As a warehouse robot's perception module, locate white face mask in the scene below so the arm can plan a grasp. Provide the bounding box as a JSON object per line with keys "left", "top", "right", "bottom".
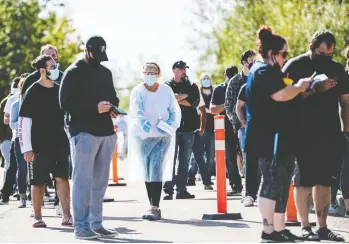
{"left": 143, "top": 74, "right": 158, "bottom": 86}
{"left": 47, "top": 68, "right": 59, "bottom": 81}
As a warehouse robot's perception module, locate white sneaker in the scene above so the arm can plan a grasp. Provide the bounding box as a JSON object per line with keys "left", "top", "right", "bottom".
{"left": 328, "top": 202, "right": 339, "bottom": 215}
{"left": 195, "top": 173, "right": 202, "bottom": 181}
{"left": 243, "top": 196, "right": 254, "bottom": 207}
{"left": 56, "top": 204, "right": 62, "bottom": 216}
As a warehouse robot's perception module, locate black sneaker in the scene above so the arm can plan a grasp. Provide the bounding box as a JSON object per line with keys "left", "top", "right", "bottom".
{"left": 204, "top": 185, "right": 214, "bottom": 190}
{"left": 227, "top": 186, "right": 242, "bottom": 196}
{"left": 345, "top": 210, "right": 349, "bottom": 218}
{"left": 163, "top": 194, "right": 173, "bottom": 200}
{"left": 301, "top": 226, "right": 320, "bottom": 241}
{"left": 176, "top": 191, "right": 195, "bottom": 199}
{"left": 187, "top": 179, "right": 196, "bottom": 186}
{"left": 317, "top": 227, "right": 345, "bottom": 242}
{"left": 261, "top": 231, "right": 294, "bottom": 243}
{"left": 280, "top": 229, "right": 304, "bottom": 242}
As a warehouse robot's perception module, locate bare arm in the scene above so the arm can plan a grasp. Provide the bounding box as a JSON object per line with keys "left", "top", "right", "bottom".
{"left": 175, "top": 94, "right": 188, "bottom": 101}
{"left": 198, "top": 106, "right": 207, "bottom": 136}
{"left": 340, "top": 94, "right": 349, "bottom": 132}
{"left": 236, "top": 100, "right": 246, "bottom": 128}
{"left": 210, "top": 104, "right": 225, "bottom": 115}
{"left": 271, "top": 78, "right": 311, "bottom": 102}
{"left": 178, "top": 99, "right": 192, "bottom": 107}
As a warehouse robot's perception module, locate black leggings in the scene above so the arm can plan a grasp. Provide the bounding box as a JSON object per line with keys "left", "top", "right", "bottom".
{"left": 258, "top": 154, "right": 295, "bottom": 213}
{"left": 145, "top": 182, "right": 162, "bottom": 207}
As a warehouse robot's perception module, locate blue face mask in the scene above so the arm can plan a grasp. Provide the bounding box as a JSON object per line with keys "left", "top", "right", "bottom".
{"left": 143, "top": 75, "right": 158, "bottom": 86}
{"left": 202, "top": 79, "right": 211, "bottom": 88}
{"left": 47, "top": 68, "right": 59, "bottom": 81}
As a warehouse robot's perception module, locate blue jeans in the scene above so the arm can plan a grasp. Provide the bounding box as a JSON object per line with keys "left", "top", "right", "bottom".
{"left": 70, "top": 132, "right": 117, "bottom": 232}
{"left": 1, "top": 140, "right": 11, "bottom": 185}
{"left": 14, "top": 138, "right": 27, "bottom": 195}
{"left": 163, "top": 131, "right": 195, "bottom": 194}
{"left": 188, "top": 131, "right": 214, "bottom": 185}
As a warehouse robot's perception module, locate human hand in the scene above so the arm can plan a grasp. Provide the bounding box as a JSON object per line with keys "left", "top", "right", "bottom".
{"left": 314, "top": 79, "right": 336, "bottom": 93}
{"left": 295, "top": 78, "right": 312, "bottom": 92}
{"left": 110, "top": 111, "right": 118, "bottom": 118}
{"left": 98, "top": 101, "right": 111, "bottom": 114}
{"left": 199, "top": 127, "right": 205, "bottom": 136}
{"left": 142, "top": 120, "right": 151, "bottom": 133}
{"left": 24, "top": 151, "right": 35, "bottom": 163}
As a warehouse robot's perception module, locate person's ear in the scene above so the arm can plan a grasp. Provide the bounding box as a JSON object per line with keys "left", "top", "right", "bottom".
{"left": 309, "top": 43, "right": 314, "bottom": 51}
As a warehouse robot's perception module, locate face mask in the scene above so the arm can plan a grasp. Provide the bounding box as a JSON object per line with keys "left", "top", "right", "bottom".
{"left": 180, "top": 74, "right": 188, "bottom": 82}
{"left": 46, "top": 68, "right": 59, "bottom": 81}
{"left": 202, "top": 79, "right": 211, "bottom": 88}
{"left": 143, "top": 75, "right": 158, "bottom": 86}
{"left": 202, "top": 88, "right": 211, "bottom": 95}
{"left": 247, "top": 62, "right": 254, "bottom": 70}
{"left": 314, "top": 53, "right": 332, "bottom": 64}
{"left": 272, "top": 55, "right": 281, "bottom": 70}
{"left": 87, "top": 52, "right": 101, "bottom": 66}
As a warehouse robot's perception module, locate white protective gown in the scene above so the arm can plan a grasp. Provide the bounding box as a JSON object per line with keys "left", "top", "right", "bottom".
{"left": 127, "top": 83, "right": 181, "bottom": 182}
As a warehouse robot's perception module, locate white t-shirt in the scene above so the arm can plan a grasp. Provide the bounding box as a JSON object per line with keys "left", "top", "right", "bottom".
{"left": 4, "top": 94, "right": 18, "bottom": 115}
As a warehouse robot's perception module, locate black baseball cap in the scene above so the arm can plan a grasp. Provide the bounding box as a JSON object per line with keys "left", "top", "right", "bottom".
{"left": 86, "top": 35, "right": 108, "bottom": 61}
{"left": 172, "top": 60, "right": 189, "bottom": 69}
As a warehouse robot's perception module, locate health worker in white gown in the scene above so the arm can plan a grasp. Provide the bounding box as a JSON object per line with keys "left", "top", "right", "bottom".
{"left": 128, "top": 62, "right": 181, "bottom": 221}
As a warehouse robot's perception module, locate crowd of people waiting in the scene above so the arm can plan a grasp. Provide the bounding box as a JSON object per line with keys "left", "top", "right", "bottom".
{"left": 0, "top": 26, "right": 349, "bottom": 242}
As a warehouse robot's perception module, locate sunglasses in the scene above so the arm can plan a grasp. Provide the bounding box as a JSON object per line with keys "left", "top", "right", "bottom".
{"left": 278, "top": 51, "right": 289, "bottom": 58}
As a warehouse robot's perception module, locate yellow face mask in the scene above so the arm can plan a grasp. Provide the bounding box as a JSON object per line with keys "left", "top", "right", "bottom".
{"left": 283, "top": 77, "right": 293, "bottom": 85}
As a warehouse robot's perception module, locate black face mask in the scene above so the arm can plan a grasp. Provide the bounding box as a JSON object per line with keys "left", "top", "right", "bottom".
{"left": 314, "top": 53, "right": 332, "bottom": 65}
{"left": 180, "top": 74, "right": 188, "bottom": 82}
{"left": 87, "top": 52, "right": 101, "bottom": 66}
{"left": 272, "top": 55, "right": 281, "bottom": 70}
{"left": 247, "top": 62, "right": 254, "bottom": 70}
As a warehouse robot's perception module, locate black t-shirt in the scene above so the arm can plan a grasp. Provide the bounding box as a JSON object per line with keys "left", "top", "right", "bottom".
{"left": 21, "top": 70, "right": 64, "bottom": 96}
{"left": 245, "top": 61, "right": 296, "bottom": 158}
{"left": 165, "top": 78, "right": 200, "bottom": 132}
{"left": 211, "top": 82, "right": 234, "bottom": 135}
{"left": 282, "top": 52, "right": 349, "bottom": 144}
{"left": 19, "top": 82, "right": 69, "bottom": 153}
{"left": 238, "top": 83, "right": 247, "bottom": 102}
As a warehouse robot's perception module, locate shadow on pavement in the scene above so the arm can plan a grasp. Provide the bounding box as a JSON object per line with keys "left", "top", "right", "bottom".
{"left": 114, "top": 227, "right": 141, "bottom": 235}
{"left": 103, "top": 216, "right": 143, "bottom": 222}
{"left": 89, "top": 237, "right": 172, "bottom": 243}
{"left": 159, "top": 218, "right": 250, "bottom": 228}
{"left": 104, "top": 200, "right": 139, "bottom": 203}
{"left": 46, "top": 226, "right": 74, "bottom": 233}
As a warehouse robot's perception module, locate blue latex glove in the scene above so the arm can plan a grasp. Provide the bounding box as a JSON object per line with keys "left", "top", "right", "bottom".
{"left": 142, "top": 120, "right": 151, "bottom": 133}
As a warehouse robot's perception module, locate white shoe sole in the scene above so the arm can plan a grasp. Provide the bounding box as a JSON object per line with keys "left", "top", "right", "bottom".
{"left": 99, "top": 233, "right": 118, "bottom": 238}
{"left": 75, "top": 235, "right": 100, "bottom": 240}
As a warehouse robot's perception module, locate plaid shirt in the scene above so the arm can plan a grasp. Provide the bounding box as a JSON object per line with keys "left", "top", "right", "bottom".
{"left": 225, "top": 71, "right": 245, "bottom": 133}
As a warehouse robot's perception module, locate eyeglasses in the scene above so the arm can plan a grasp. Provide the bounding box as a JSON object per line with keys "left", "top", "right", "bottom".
{"left": 278, "top": 51, "right": 289, "bottom": 58}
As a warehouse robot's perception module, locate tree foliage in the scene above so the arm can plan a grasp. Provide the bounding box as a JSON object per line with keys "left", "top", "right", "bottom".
{"left": 0, "top": 0, "right": 81, "bottom": 98}
{"left": 191, "top": 0, "right": 349, "bottom": 83}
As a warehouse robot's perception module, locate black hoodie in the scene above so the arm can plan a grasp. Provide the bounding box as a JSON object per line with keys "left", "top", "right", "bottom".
{"left": 59, "top": 59, "right": 119, "bottom": 137}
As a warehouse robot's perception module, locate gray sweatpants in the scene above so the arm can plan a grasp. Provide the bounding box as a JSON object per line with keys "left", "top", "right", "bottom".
{"left": 70, "top": 132, "right": 117, "bottom": 232}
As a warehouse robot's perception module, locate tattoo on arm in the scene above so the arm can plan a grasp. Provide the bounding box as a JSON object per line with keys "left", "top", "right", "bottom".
{"left": 263, "top": 218, "right": 273, "bottom": 227}
{"left": 316, "top": 211, "right": 322, "bottom": 217}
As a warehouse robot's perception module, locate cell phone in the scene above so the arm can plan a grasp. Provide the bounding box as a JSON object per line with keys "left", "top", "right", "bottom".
{"left": 110, "top": 105, "right": 127, "bottom": 115}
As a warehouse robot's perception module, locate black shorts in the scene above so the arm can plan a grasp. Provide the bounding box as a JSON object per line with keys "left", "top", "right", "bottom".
{"left": 294, "top": 135, "right": 346, "bottom": 187}
{"left": 29, "top": 151, "right": 69, "bottom": 185}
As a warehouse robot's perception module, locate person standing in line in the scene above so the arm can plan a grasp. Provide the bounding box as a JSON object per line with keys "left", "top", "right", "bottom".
{"left": 1, "top": 77, "right": 21, "bottom": 204}
{"left": 210, "top": 65, "right": 242, "bottom": 196}
{"left": 21, "top": 44, "right": 64, "bottom": 96}
{"left": 245, "top": 26, "right": 311, "bottom": 242}
{"left": 163, "top": 61, "right": 200, "bottom": 200}
{"left": 225, "top": 50, "right": 259, "bottom": 206}
{"left": 341, "top": 46, "right": 349, "bottom": 218}
{"left": 283, "top": 30, "right": 349, "bottom": 242}
{"left": 9, "top": 76, "right": 28, "bottom": 208}
{"left": 128, "top": 62, "right": 181, "bottom": 220}
{"left": 0, "top": 94, "right": 12, "bottom": 191}
{"left": 19, "top": 55, "right": 72, "bottom": 228}
{"left": 187, "top": 73, "right": 213, "bottom": 189}
{"left": 59, "top": 36, "right": 119, "bottom": 240}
